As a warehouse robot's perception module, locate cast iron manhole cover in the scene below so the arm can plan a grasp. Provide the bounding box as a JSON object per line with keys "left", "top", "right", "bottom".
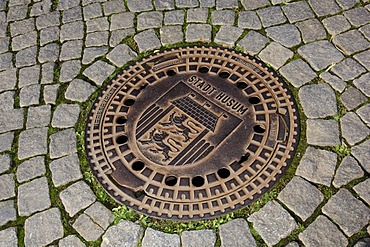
{"left": 86, "top": 46, "right": 300, "bottom": 221}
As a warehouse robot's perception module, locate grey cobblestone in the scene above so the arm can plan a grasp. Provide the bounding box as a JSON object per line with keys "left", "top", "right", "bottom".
{"left": 181, "top": 230, "right": 217, "bottom": 247}
{"left": 279, "top": 59, "right": 316, "bottom": 88}
{"left": 215, "top": 26, "right": 243, "bottom": 47}
{"left": 85, "top": 202, "right": 114, "bottom": 230}
{"left": 0, "top": 91, "right": 14, "bottom": 112}
{"left": 322, "top": 189, "right": 370, "bottom": 236}
{"left": 164, "top": 10, "right": 184, "bottom": 25}
{"left": 336, "top": 0, "right": 359, "bottom": 10}
{"left": 0, "top": 154, "right": 11, "bottom": 174}
{"left": 266, "top": 24, "right": 301, "bottom": 48}
{"left": 319, "top": 72, "right": 346, "bottom": 93}
{"left": 58, "top": 0, "right": 80, "bottom": 10}
{"left": 103, "top": 0, "right": 125, "bottom": 15}
{"left": 60, "top": 60, "right": 81, "bottom": 82}
{"left": 60, "top": 40, "right": 83, "bottom": 61}
{"left": 0, "top": 174, "right": 15, "bottom": 201}
{"left": 160, "top": 25, "right": 183, "bottom": 45}
{"left": 59, "top": 235, "right": 85, "bottom": 247}
{"left": 12, "top": 31, "right": 38, "bottom": 52}
{"left": 62, "top": 6, "right": 83, "bottom": 23}
{"left": 306, "top": 119, "right": 340, "bottom": 146}
{"left": 219, "top": 219, "right": 256, "bottom": 247}
{"left": 340, "top": 87, "right": 367, "bottom": 111}
{"left": 258, "top": 42, "right": 293, "bottom": 69}
{"left": 322, "top": 15, "right": 351, "bottom": 36}
{"left": 19, "top": 65, "right": 40, "bottom": 88}
{"left": 299, "top": 215, "right": 348, "bottom": 247}
{"left": 331, "top": 58, "right": 366, "bottom": 81}
{"left": 282, "top": 1, "right": 314, "bottom": 23}
{"left": 0, "top": 109, "right": 24, "bottom": 134}
{"left": 257, "top": 6, "right": 286, "bottom": 28}
{"left": 241, "top": 0, "right": 269, "bottom": 10}
{"left": 7, "top": 5, "right": 28, "bottom": 22}
{"left": 83, "top": 60, "right": 115, "bottom": 85}
{"left": 344, "top": 7, "right": 370, "bottom": 27}
{"left": 0, "top": 37, "right": 9, "bottom": 54}
{"left": 83, "top": 3, "right": 103, "bottom": 20}
{"left": 49, "top": 128, "right": 77, "bottom": 159}
{"left": 187, "top": 8, "right": 208, "bottom": 23}
{"left": 110, "top": 28, "right": 135, "bottom": 47}
{"left": 137, "top": 11, "right": 163, "bottom": 31}
{"left": 15, "top": 46, "right": 38, "bottom": 68}
{"left": 101, "top": 220, "right": 144, "bottom": 247}
{"left": 216, "top": 0, "right": 237, "bottom": 9}
{"left": 0, "top": 200, "right": 16, "bottom": 226}
{"left": 308, "top": 0, "right": 340, "bottom": 17}
{"left": 238, "top": 11, "right": 262, "bottom": 30}
{"left": 186, "top": 24, "right": 212, "bottom": 43}
{"left": 82, "top": 46, "right": 108, "bottom": 64}
{"left": 296, "top": 147, "right": 337, "bottom": 186}
{"left": 127, "top": 0, "right": 153, "bottom": 12}
{"left": 142, "top": 228, "right": 181, "bottom": 247}
{"left": 333, "top": 30, "right": 370, "bottom": 55}
{"left": 0, "top": 69, "right": 17, "bottom": 92}
{"left": 360, "top": 24, "right": 370, "bottom": 40}
{"left": 10, "top": 19, "right": 34, "bottom": 37}
{"left": 155, "top": 0, "right": 175, "bottom": 10}
{"left": 352, "top": 139, "right": 370, "bottom": 173}
{"left": 40, "top": 27, "right": 60, "bottom": 46}
{"left": 134, "top": 29, "right": 161, "bottom": 53}
{"left": 341, "top": 112, "right": 370, "bottom": 146}
{"left": 0, "top": 228, "right": 18, "bottom": 247}
{"left": 278, "top": 176, "right": 324, "bottom": 221}
{"left": 237, "top": 31, "right": 269, "bottom": 55}
{"left": 27, "top": 105, "right": 51, "bottom": 128}
{"left": 176, "top": 0, "right": 198, "bottom": 8}
{"left": 36, "top": 11, "right": 60, "bottom": 30}
{"left": 333, "top": 156, "right": 364, "bottom": 188}
{"left": 357, "top": 104, "right": 370, "bottom": 126}
{"left": 353, "top": 179, "right": 370, "bottom": 205}
{"left": 298, "top": 40, "right": 344, "bottom": 71}
{"left": 50, "top": 154, "right": 82, "bottom": 187}
{"left": 85, "top": 31, "right": 109, "bottom": 47}
{"left": 248, "top": 201, "right": 297, "bottom": 246}
{"left": 0, "top": 53, "right": 13, "bottom": 71}
{"left": 354, "top": 73, "right": 370, "bottom": 97}
{"left": 87, "top": 17, "right": 109, "bottom": 33}
{"left": 43, "top": 84, "right": 59, "bottom": 105}
{"left": 30, "top": 0, "right": 52, "bottom": 17}
{"left": 24, "top": 208, "right": 64, "bottom": 247}
{"left": 61, "top": 21, "right": 85, "bottom": 41}
{"left": 295, "top": 19, "right": 327, "bottom": 44}
{"left": 65, "top": 79, "right": 97, "bottom": 102}
{"left": 17, "top": 176, "right": 51, "bottom": 216}
{"left": 0, "top": 132, "right": 14, "bottom": 153}
{"left": 110, "top": 12, "right": 135, "bottom": 31}
{"left": 39, "top": 43, "right": 60, "bottom": 63}
{"left": 60, "top": 181, "right": 95, "bottom": 217}
{"left": 212, "top": 10, "right": 235, "bottom": 26}
{"left": 16, "top": 156, "right": 46, "bottom": 183}
{"left": 73, "top": 214, "right": 104, "bottom": 241}
{"left": 18, "top": 127, "right": 48, "bottom": 160}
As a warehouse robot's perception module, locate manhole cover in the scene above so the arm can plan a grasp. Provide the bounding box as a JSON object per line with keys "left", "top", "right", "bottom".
{"left": 85, "top": 46, "right": 300, "bottom": 221}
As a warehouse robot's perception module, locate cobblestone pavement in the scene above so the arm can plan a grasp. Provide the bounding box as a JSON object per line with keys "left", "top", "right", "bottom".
{"left": 0, "top": 0, "right": 369, "bottom": 246}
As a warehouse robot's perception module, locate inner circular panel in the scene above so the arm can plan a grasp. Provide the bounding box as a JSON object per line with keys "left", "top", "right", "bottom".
{"left": 85, "top": 46, "right": 300, "bottom": 221}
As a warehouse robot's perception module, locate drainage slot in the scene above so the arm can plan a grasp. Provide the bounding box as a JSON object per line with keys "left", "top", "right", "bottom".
{"left": 192, "top": 176, "right": 205, "bottom": 187}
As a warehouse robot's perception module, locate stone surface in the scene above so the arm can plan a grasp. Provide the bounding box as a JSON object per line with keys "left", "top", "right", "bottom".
{"left": 44, "top": 84, "right": 59, "bottom": 105}
{"left": 160, "top": 25, "right": 183, "bottom": 45}
{"left": 0, "top": 69, "right": 17, "bottom": 92}
{"left": 26, "top": 105, "right": 51, "bottom": 128}
{"left": 127, "top": 0, "right": 153, "bottom": 12}
{"left": 24, "top": 208, "right": 64, "bottom": 247}
{"left": 333, "top": 156, "right": 364, "bottom": 188}
{"left": 278, "top": 176, "right": 324, "bottom": 221}
{"left": 354, "top": 49, "right": 370, "bottom": 69}
{"left": 49, "top": 128, "right": 77, "bottom": 159}
{"left": 257, "top": 6, "right": 286, "bottom": 28}
{"left": 83, "top": 3, "right": 102, "bottom": 20}
{"left": 176, "top": 0, "right": 198, "bottom": 8}
{"left": 214, "top": 26, "right": 243, "bottom": 47}
{"left": 296, "top": 147, "right": 337, "bottom": 186}
{"left": 137, "top": 11, "right": 163, "bottom": 30}
{"left": 101, "top": 220, "right": 144, "bottom": 247}
{"left": 134, "top": 29, "right": 161, "bottom": 53}
{"left": 60, "top": 181, "right": 95, "bottom": 217}
{"left": 41, "top": 62, "right": 55, "bottom": 84}
{"left": 106, "top": 44, "right": 137, "bottom": 67}
{"left": 240, "top": 0, "right": 269, "bottom": 10}
{"left": 52, "top": 104, "right": 80, "bottom": 128}
{"left": 354, "top": 73, "right": 370, "bottom": 97}
{"left": 87, "top": 17, "right": 109, "bottom": 33}
{"left": 322, "top": 189, "right": 370, "bottom": 236}
{"left": 298, "top": 40, "right": 344, "bottom": 71}
{"left": 237, "top": 31, "right": 269, "bottom": 55}
{"left": 16, "top": 156, "right": 46, "bottom": 183}
{"left": 60, "top": 40, "right": 83, "bottom": 61}
{"left": 110, "top": 12, "right": 135, "bottom": 31}
{"left": 73, "top": 214, "right": 104, "bottom": 241}
{"left": 333, "top": 30, "right": 370, "bottom": 55}
{"left": 18, "top": 127, "right": 48, "bottom": 160}
{"left": 60, "top": 21, "right": 84, "bottom": 41}
{"left": 19, "top": 65, "right": 40, "bottom": 88}
{"left": 20, "top": 84, "right": 40, "bottom": 107}
{"left": 186, "top": 24, "right": 212, "bottom": 43}
{"left": 331, "top": 58, "right": 366, "bottom": 81}
{"left": 279, "top": 59, "right": 316, "bottom": 88}
{"left": 266, "top": 24, "right": 301, "bottom": 48}
{"left": 308, "top": 0, "right": 340, "bottom": 16}
{"left": 0, "top": 174, "right": 15, "bottom": 201}
{"left": 59, "top": 235, "right": 85, "bottom": 247}
{"left": 12, "top": 31, "right": 37, "bottom": 52}
{"left": 82, "top": 46, "right": 108, "bottom": 64}
{"left": 344, "top": 7, "right": 370, "bottom": 27}
{"left": 0, "top": 200, "right": 16, "bottom": 226}
{"left": 50, "top": 154, "right": 82, "bottom": 187}
{"left": 83, "top": 60, "right": 116, "bottom": 85}
{"left": 109, "top": 29, "right": 135, "bottom": 47}
{"left": 103, "top": 0, "right": 125, "bottom": 15}
{"left": 0, "top": 91, "right": 14, "bottom": 111}
{"left": 63, "top": 6, "right": 82, "bottom": 23}
{"left": 319, "top": 72, "right": 346, "bottom": 93}
{"left": 85, "top": 31, "right": 109, "bottom": 47}
{"left": 248, "top": 201, "right": 297, "bottom": 246}
{"left": 0, "top": 132, "right": 14, "bottom": 153}
{"left": 352, "top": 139, "right": 370, "bottom": 173}
{"left": 85, "top": 202, "right": 114, "bottom": 230}
{"left": 0, "top": 109, "right": 24, "bottom": 134}
{"left": 181, "top": 230, "right": 217, "bottom": 247}
{"left": 282, "top": 1, "right": 314, "bottom": 23}
{"left": 219, "top": 218, "right": 256, "bottom": 247}
{"left": 141, "top": 228, "right": 181, "bottom": 247}
{"left": 259, "top": 42, "right": 293, "bottom": 69}
{"left": 238, "top": 11, "right": 262, "bottom": 30}
{"left": 212, "top": 10, "right": 235, "bottom": 26}
{"left": 299, "top": 215, "right": 348, "bottom": 247}
{"left": 299, "top": 83, "right": 337, "bottom": 118}
{"left": 187, "top": 8, "right": 208, "bottom": 23}
{"left": 341, "top": 112, "right": 369, "bottom": 146}
{"left": 164, "top": 10, "right": 184, "bottom": 25}
{"left": 17, "top": 177, "right": 51, "bottom": 216}
{"left": 357, "top": 104, "right": 370, "bottom": 126}
{"left": 353, "top": 179, "right": 370, "bottom": 205}
{"left": 0, "top": 228, "right": 18, "bottom": 247}
{"left": 306, "top": 119, "right": 340, "bottom": 146}
{"left": 65, "top": 79, "right": 97, "bottom": 102}
{"left": 322, "top": 15, "right": 351, "bottom": 36}
{"left": 0, "top": 154, "right": 11, "bottom": 174}
{"left": 340, "top": 87, "right": 367, "bottom": 111}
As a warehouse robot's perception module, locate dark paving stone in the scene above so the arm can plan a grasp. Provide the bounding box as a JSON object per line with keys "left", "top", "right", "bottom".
{"left": 340, "top": 87, "right": 367, "bottom": 111}
{"left": 322, "top": 189, "right": 370, "bottom": 236}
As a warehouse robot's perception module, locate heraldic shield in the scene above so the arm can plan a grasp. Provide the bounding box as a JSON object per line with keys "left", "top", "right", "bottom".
{"left": 136, "top": 81, "right": 242, "bottom": 166}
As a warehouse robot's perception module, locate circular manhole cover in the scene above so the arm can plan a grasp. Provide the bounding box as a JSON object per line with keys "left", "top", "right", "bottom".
{"left": 85, "top": 46, "right": 300, "bottom": 221}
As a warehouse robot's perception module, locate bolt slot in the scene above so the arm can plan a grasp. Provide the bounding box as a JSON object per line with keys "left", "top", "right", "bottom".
{"left": 253, "top": 125, "right": 265, "bottom": 134}
{"left": 219, "top": 71, "right": 230, "bottom": 79}
{"left": 217, "top": 168, "right": 231, "bottom": 179}
{"left": 116, "top": 135, "right": 128, "bottom": 144}
{"left": 238, "top": 153, "right": 250, "bottom": 164}
{"left": 192, "top": 176, "right": 205, "bottom": 187}
{"left": 166, "top": 70, "right": 176, "bottom": 76}
{"left": 132, "top": 161, "right": 145, "bottom": 171}
{"left": 249, "top": 96, "right": 260, "bottom": 104}
{"left": 116, "top": 116, "right": 127, "bottom": 124}
{"left": 165, "top": 176, "right": 178, "bottom": 186}
{"left": 124, "top": 99, "right": 135, "bottom": 106}
{"left": 199, "top": 67, "right": 209, "bottom": 73}
{"left": 236, "top": 81, "right": 248, "bottom": 89}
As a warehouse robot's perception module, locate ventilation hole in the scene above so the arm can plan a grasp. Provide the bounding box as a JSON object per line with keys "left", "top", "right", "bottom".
{"left": 219, "top": 71, "right": 230, "bottom": 79}
{"left": 116, "top": 116, "right": 127, "bottom": 124}
{"left": 217, "top": 168, "right": 231, "bottom": 179}
{"left": 236, "top": 81, "right": 248, "bottom": 89}
{"left": 165, "top": 176, "right": 178, "bottom": 186}
{"left": 238, "top": 153, "right": 250, "bottom": 164}
{"left": 134, "top": 190, "right": 145, "bottom": 198}
{"left": 132, "top": 161, "right": 145, "bottom": 171}
{"left": 116, "top": 135, "right": 128, "bottom": 144}
{"left": 192, "top": 176, "right": 205, "bottom": 187}
{"left": 253, "top": 125, "right": 266, "bottom": 133}
{"left": 124, "top": 99, "right": 135, "bottom": 106}
{"left": 249, "top": 96, "right": 260, "bottom": 104}
{"left": 199, "top": 67, "right": 209, "bottom": 73}
{"left": 166, "top": 69, "right": 176, "bottom": 76}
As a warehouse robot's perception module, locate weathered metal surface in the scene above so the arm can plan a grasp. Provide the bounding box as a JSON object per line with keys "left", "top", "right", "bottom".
{"left": 85, "top": 46, "right": 300, "bottom": 221}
